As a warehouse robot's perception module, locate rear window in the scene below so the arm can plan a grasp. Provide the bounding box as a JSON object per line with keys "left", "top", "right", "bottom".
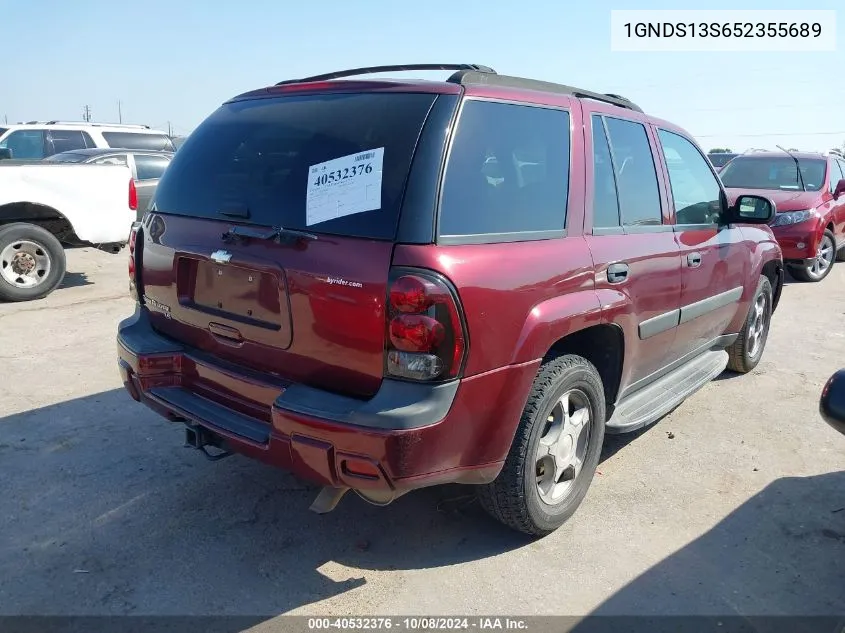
{"left": 44, "top": 152, "right": 89, "bottom": 163}
{"left": 102, "top": 132, "right": 175, "bottom": 152}
{"left": 153, "top": 92, "right": 438, "bottom": 240}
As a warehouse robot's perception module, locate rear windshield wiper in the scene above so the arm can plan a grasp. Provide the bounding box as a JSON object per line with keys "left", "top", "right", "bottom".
{"left": 222, "top": 225, "right": 318, "bottom": 244}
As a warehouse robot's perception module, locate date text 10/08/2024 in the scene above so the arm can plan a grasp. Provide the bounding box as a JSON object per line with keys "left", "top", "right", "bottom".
{"left": 623, "top": 22, "right": 822, "bottom": 38}
{"left": 307, "top": 617, "right": 529, "bottom": 630}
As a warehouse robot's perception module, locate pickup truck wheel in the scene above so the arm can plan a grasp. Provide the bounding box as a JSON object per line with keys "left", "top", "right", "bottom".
{"left": 0, "top": 223, "right": 66, "bottom": 302}
{"left": 788, "top": 230, "right": 835, "bottom": 282}
{"left": 477, "top": 354, "right": 605, "bottom": 537}
{"left": 726, "top": 276, "right": 772, "bottom": 374}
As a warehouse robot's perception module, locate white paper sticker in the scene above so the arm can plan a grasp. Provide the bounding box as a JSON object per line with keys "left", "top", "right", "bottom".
{"left": 305, "top": 147, "right": 384, "bottom": 226}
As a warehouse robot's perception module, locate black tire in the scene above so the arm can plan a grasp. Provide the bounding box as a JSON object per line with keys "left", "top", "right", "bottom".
{"left": 477, "top": 354, "right": 606, "bottom": 537}
{"left": 0, "top": 223, "right": 66, "bottom": 302}
{"left": 726, "top": 275, "right": 772, "bottom": 374}
{"left": 788, "top": 229, "right": 836, "bottom": 282}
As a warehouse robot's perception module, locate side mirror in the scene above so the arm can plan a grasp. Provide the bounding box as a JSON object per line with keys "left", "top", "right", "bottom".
{"left": 820, "top": 369, "right": 845, "bottom": 436}
{"left": 833, "top": 179, "right": 845, "bottom": 200}
{"left": 726, "top": 194, "right": 776, "bottom": 225}
{"left": 0, "top": 148, "right": 12, "bottom": 160}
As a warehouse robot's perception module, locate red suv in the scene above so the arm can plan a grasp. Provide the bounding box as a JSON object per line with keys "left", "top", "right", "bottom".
{"left": 117, "top": 64, "right": 783, "bottom": 536}
{"left": 720, "top": 150, "right": 845, "bottom": 282}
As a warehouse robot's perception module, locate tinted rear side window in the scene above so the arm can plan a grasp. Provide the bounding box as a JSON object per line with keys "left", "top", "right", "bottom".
{"left": 603, "top": 117, "right": 662, "bottom": 227}
{"left": 154, "top": 92, "right": 438, "bottom": 240}
{"left": 591, "top": 115, "right": 621, "bottom": 228}
{"left": 134, "top": 154, "right": 171, "bottom": 180}
{"left": 102, "top": 132, "right": 175, "bottom": 151}
{"left": 438, "top": 100, "right": 570, "bottom": 241}
{"left": 49, "top": 130, "right": 89, "bottom": 154}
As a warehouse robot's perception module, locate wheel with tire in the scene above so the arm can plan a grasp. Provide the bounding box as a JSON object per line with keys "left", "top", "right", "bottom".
{"left": 0, "top": 223, "right": 66, "bottom": 302}
{"left": 788, "top": 230, "right": 836, "bottom": 282}
{"left": 477, "top": 354, "right": 606, "bottom": 537}
{"left": 726, "top": 275, "right": 772, "bottom": 374}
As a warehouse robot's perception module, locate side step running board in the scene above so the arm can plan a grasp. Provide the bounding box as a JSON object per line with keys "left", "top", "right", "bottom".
{"left": 606, "top": 349, "right": 729, "bottom": 434}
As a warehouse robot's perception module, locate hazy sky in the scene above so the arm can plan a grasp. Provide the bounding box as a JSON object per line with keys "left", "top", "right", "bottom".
{"left": 3, "top": 0, "right": 843, "bottom": 152}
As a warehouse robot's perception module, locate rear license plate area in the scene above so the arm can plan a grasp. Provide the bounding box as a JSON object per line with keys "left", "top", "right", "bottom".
{"left": 185, "top": 259, "right": 282, "bottom": 327}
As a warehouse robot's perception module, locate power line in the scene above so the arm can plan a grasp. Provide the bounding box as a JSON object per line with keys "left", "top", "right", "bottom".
{"left": 696, "top": 130, "right": 845, "bottom": 138}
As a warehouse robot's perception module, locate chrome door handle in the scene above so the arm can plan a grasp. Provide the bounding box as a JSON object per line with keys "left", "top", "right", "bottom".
{"left": 607, "top": 263, "right": 629, "bottom": 283}
{"left": 687, "top": 252, "right": 702, "bottom": 268}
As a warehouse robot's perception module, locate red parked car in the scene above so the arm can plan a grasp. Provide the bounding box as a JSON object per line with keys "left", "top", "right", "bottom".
{"left": 117, "top": 63, "right": 783, "bottom": 536}
{"left": 720, "top": 150, "right": 845, "bottom": 282}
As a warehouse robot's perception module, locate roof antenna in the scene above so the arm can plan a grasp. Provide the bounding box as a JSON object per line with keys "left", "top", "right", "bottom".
{"left": 777, "top": 144, "right": 806, "bottom": 192}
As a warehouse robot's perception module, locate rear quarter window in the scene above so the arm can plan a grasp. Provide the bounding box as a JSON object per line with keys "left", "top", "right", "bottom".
{"left": 102, "top": 132, "right": 175, "bottom": 151}
{"left": 153, "top": 92, "right": 438, "bottom": 240}
{"left": 437, "top": 99, "right": 571, "bottom": 243}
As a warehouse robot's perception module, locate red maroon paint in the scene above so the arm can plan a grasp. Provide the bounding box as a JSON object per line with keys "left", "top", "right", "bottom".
{"left": 117, "top": 70, "right": 784, "bottom": 506}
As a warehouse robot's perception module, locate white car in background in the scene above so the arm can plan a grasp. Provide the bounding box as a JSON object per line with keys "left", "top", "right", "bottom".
{"left": 0, "top": 161, "right": 138, "bottom": 302}
{"left": 0, "top": 121, "right": 173, "bottom": 161}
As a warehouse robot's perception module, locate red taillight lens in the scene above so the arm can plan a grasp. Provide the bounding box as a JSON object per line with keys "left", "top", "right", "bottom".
{"left": 128, "top": 223, "right": 141, "bottom": 301}
{"left": 129, "top": 179, "right": 138, "bottom": 211}
{"left": 384, "top": 268, "right": 467, "bottom": 382}
{"left": 389, "top": 314, "right": 445, "bottom": 352}
{"left": 389, "top": 275, "right": 434, "bottom": 313}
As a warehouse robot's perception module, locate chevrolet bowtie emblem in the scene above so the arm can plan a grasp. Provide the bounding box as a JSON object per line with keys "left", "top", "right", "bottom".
{"left": 210, "top": 250, "right": 232, "bottom": 264}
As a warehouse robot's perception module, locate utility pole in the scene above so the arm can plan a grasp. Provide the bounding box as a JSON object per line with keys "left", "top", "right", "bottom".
{"left": 3, "top": 114, "right": 7, "bottom": 125}
{"left": 82, "top": 105, "right": 92, "bottom": 122}
{"left": 167, "top": 121, "right": 172, "bottom": 136}
{"left": 118, "top": 100, "right": 122, "bottom": 123}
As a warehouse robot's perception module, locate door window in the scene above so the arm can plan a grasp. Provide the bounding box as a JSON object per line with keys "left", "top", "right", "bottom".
{"left": 590, "top": 115, "right": 621, "bottom": 228}
{"left": 0, "top": 130, "right": 46, "bottom": 159}
{"left": 657, "top": 129, "right": 723, "bottom": 225}
{"left": 602, "top": 117, "right": 662, "bottom": 227}
{"left": 49, "top": 130, "right": 89, "bottom": 154}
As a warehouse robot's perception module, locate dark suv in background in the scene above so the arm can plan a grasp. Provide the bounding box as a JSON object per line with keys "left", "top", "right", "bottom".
{"left": 720, "top": 150, "right": 845, "bottom": 282}
{"left": 117, "top": 64, "right": 782, "bottom": 536}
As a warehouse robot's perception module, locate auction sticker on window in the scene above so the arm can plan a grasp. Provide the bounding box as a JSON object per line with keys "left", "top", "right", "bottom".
{"left": 306, "top": 148, "right": 384, "bottom": 226}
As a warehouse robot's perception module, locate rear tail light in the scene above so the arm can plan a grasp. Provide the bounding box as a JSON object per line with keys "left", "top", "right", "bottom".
{"left": 129, "top": 179, "right": 138, "bottom": 211}
{"left": 128, "top": 222, "right": 141, "bottom": 301}
{"left": 384, "top": 268, "right": 467, "bottom": 382}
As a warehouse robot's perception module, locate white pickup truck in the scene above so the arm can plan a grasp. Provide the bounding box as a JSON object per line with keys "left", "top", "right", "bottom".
{"left": 0, "top": 161, "right": 137, "bottom": 301}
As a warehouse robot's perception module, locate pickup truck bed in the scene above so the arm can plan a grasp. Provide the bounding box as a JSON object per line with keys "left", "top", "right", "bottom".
{"left": 0, "top": 162, "right": 136, "bottom": 301}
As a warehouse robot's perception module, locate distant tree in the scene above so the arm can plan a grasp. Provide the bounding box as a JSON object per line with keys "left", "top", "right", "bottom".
{"left": 708, "top": 148, "right": 732, "bottom": 153}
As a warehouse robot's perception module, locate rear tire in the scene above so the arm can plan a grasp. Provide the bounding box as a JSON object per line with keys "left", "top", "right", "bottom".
{"left": 726, "top": 276, "right": 772, "bottom": 374}
{"left": 788, "top": 230, "right": 835, "bottom": 282}
{"left": 477, "top": 354, "right": 605, "bottom": 537}
{"left": 0, "top": 223, "right": 66, "bottom": 302}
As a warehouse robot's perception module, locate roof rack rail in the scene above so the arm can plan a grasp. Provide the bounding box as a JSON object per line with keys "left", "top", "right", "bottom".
{"left": 448, "top": 71, "right": 643, "bottom": 112}
{"left": 273, "top": 63, "right": 642, "bottom": 112}
{"left": 275, "top": 63, "right": 496, "bottom": 86}
{"left": 41, "top": 120, "right": 151, "bottom": 129}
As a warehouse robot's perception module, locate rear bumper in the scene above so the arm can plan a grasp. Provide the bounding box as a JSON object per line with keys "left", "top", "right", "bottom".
{"left": 117, "top": 307, "right": 539, "bottom": 494}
